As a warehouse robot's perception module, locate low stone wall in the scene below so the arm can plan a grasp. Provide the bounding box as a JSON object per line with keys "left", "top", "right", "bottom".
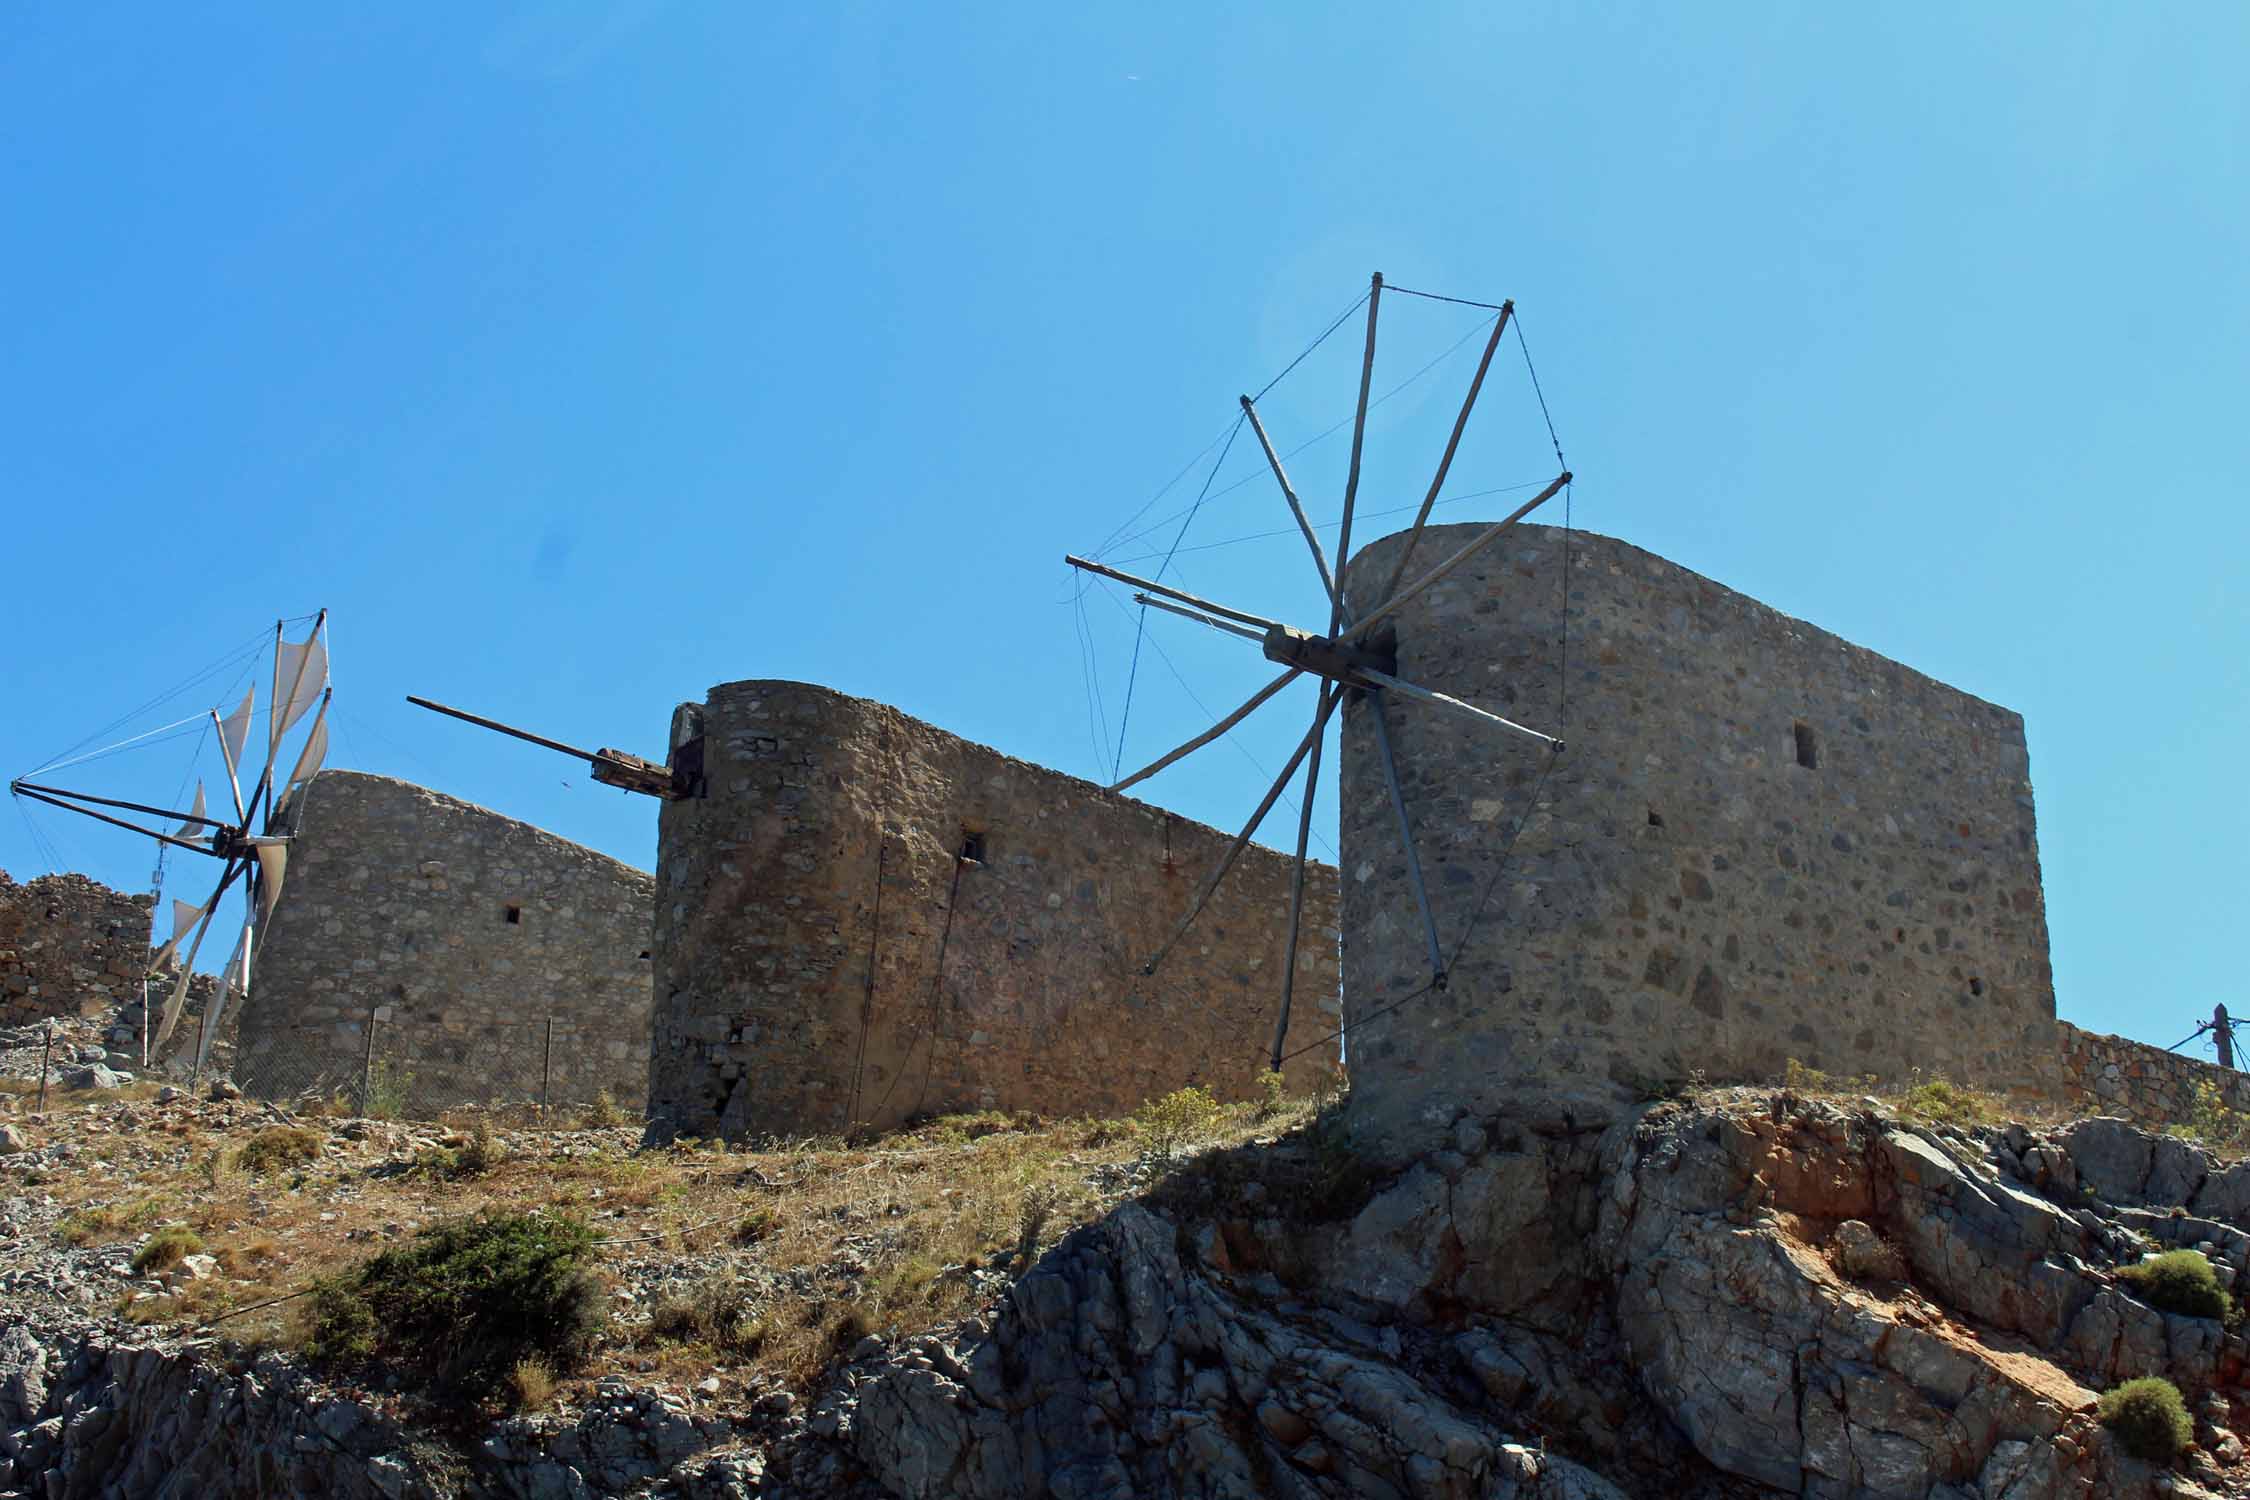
{"left": 2040, "top": 1019, "right": 2250, "bottom": 1129}
{"left": 0, "top": 871, "right": 154, "bottom": 1027}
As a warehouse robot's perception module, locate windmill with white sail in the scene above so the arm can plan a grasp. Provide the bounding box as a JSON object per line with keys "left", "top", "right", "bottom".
{"left": 9, "top": 612, "right": 334, "bottom": 1079}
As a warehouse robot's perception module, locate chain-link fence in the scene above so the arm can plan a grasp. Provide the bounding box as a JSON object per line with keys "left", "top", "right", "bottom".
{"left": 236, "top": 1007, "right": 644, "bottom": 1121}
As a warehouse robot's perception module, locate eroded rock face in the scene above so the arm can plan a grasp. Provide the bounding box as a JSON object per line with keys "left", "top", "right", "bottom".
{"left": 844, "top": 1097, "right": 2250, "bottom": 1500}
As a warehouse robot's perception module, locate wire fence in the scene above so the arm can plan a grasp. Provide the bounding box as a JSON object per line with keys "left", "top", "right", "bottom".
{"left": 234, "top": 1007, "right": 643, "bottom": 1122}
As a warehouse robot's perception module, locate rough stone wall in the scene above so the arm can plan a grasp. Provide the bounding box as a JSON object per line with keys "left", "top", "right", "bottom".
{"left": 239, "top": 771, "right": 655, "bottom": 1114}
{"left": 2039, "top": 1020, "right": 2250, "bottom": 1129}
{"left": 0, "top": 871, "right": 154, "bottom": 1026}
{"left": 1339, "top": 523, "right": 2055, "bottom": 1155}
{"left": 648, "top": 680, "right": 1340, "bottom": 1140}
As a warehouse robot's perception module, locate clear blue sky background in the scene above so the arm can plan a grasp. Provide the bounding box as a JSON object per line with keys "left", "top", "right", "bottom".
{"left": 3, "top": 6, "right": 2243, "bottom": 1058}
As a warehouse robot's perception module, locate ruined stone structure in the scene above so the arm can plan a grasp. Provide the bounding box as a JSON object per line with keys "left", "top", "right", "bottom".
{"left": 1340, "top": 523, "right": 2056, "bottom": 1153}
{"left": 647, "top": 680, "right": 1340, "bottom": 1140}
{"left": 0, "top": 872, "right": 154, "bottom": 1027}
{"left": 238, "top": 772, "right": 655, "bottom": 1113}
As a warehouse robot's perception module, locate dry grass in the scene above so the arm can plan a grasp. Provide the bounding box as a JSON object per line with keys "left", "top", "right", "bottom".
{"left": 9, "top": 1085, "right": 1316, "bottom": 1399}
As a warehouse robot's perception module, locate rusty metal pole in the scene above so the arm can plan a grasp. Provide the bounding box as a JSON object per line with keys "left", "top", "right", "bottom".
{"left": 2218, "top": 1003, "right": 2237, "bottom": 1071}
{"left": 37, "top": 1022, "right": 53, "bottom": 1112}
{"left": 541, "top": 1019, "right": 555, "bottom": 1117}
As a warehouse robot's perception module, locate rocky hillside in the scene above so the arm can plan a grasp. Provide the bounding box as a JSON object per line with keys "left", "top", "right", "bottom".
{"left": 9, "top": 1081, "right": 2250, "bottom": 1497}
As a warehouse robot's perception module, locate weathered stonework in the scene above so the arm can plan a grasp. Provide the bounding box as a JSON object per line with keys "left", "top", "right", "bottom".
{"left": 239, "top": 772, "right": 654, "bottom": 1113}
{"left": 0, "top": 872, "right": 154, "bottom": 1027}
{"left": 648, "top": 680, "right": 1340, "bottom": 1140}
{"left": 1340, "top": 523, "right": 2055, "bottom": 1153}
{"left": 2041, "top": 1021, "right": 2250, "bottom": 1130}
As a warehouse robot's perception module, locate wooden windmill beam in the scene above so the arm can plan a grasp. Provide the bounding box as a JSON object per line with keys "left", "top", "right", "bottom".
{"left": 1239, "top": 395, "right": 1339, "bottom": 611}
{"left": 1325, "top": 271, "right": 1384, "bottom": 633}
{"left": 1139, "top": 682, "right": 1340, "bottom": 977}
{"left": 1341, "top": 470, "right": 1571, "bottom": 643}
{"left": 1376, "top": 300, "right": 1513, "bottom": 602}
{"left": 1270, "top": 680, "right": 1340, "bottom": 1071}
{"left": 1109, "top": 667, "right": 1300, "bottom": 795}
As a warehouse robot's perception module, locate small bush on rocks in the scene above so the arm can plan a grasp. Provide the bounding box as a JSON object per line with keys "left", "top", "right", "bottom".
{"left": 578, "top": 1090, "right": 626, "bottom": 1130}
{"left": 302, "top": 1212, "right": 605, "bottom": 1401}
{"left": 2117, "top": 1249, "right": 2231, "bottom": 1321}
{"left": 1136, "top": 1086, "right": 1220, "bottom": 1162}
{"left": 236, "top": 1126, "right": 321, "bottom": 1176}
{"left": 508, "top": 1357, "right": 557, "bottom": 1411}
{"left": 1254, "top": 1070, "right": 1289, "bottom": 1120}
{"left": 2099, "top": 1376, "right": 2193, "bottom": 1461}
{"left": 646, "top": 1273, "right": 765, "bottom": 1356}
{"left": 130, "top": 1224, "right": 205, "bottom": 1274}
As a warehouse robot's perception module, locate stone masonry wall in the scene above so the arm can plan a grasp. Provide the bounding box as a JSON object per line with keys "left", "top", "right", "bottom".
{"left": 0, "top": 871, "right": 154, "bottom": 1026}
{"left": 238, "top": 772, "right": 655, "bottom": 1115}
{"left": 2039, "top": 1020, "right": 2250, "bottom": 1129}
{"left": 1339, "top": 523, "right": 2055, "bottom": 1156}
{"left": 648, "top": 680, "right": 1341, "bottom": 1140}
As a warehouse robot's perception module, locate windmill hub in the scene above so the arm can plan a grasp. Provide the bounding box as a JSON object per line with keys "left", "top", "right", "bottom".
{"left": 1258, "top": 624, "right": 1396, "bottom": 685}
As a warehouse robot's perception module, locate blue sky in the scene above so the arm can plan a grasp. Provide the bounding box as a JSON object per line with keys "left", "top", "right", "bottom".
{"left": 3, "top": 6, "right": 2243, "bottom": 1059}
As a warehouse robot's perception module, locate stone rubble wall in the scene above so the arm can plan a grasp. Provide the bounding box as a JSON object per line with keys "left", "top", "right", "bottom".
{"left": 648, "top": 680, "right": 1341, "bottom": 1140}
{"left": 239, "top": 772, "right": 656, "bottom": 1115}
{"left": 0, "top": 872, "right": 155, "bottom": 1028}
{"left": 1340, "top": 524, "right": 2056, "bottom": 1156}
{"left": 2037, "top": 1018, "right": 2250, "bottom": 1130}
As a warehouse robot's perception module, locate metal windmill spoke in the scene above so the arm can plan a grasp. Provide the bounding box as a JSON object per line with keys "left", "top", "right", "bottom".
{"left": 1109, "top": 666, "right": 1301, "bottom": 795}
{"left": 1269, "top": 680, "right": 1340, "bottom": 1071}
{"left": 1376, "top": 301, "right": 1514, "bottom": 602}
{"left": 8, "top": 781, "right": 227, "bottom": 830}
{"left": 1140, "top": 681, "right": 1341, "bottom": 976}
{"left": 1325, "top": 272, "right": 1384, "bottom": 631}
{"left": 1238, "top": 395, "right": 1339, "bottom": 611}
{"left": 1342, "top": 470, "right": 1571, "bottom": 643}
{"left": 1354, "top": 667, "right": 1564, "bottom": 751}
{"left": 153, "top": 858, "right": 246, "bottom": 1049}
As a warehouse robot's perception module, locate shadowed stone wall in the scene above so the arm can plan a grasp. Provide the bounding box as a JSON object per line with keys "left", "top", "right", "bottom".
{"left": 648, "top": 680, "right": 1340, "bottom": 1140}
{"left": 0, "top": 872, "right": 153, "bottom": 1026}
{"left": 1340, "top": 523, "right": 2055, "bottom": 1154}
{"left": 238, "top": 772, "right": 655, "bottom": 1113}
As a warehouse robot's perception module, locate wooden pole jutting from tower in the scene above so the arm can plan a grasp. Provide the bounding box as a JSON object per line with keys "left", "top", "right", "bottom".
{"left": 1239, "top": 395, "right": 1339, "bottom": 610}
{"left": 1140, "top": 681, "right": 1340, "bottom": 978}
{"left": 1377, "top": 301, "right": 1514, "bottom": 602}
{"left": 1108, "top": 667, "right": 1301, "bottom": 795}
{"left": 1341, "top": 470, "right": 1571, "bottom": 643}
{"left": 1325, "top": 271, "right": 1384, "bottom": 635}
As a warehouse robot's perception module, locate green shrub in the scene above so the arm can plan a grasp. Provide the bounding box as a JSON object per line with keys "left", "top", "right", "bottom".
{"left": 2117, "top": 1249, "right": 2232, "bottom": 1320}
{"left": 2099, "top": 1376, "right": 2192, "bottom": 1461}
{"left": 578, "top": 1090, "right": 626, "bottom": 1130}
{"left": 130, "top": 1224, "right": 205, "bottom": 1274}
{"left": 236, "top": 1126, "right": 321, "bottom": 1175}
{"left": 1135, "top": 1086, "right": 1221, "bottom": 1162}
{"left": 301, "top": 1212, "right": 605, "bottom": 1400}
{"left": 1254, "top": 1070, "right": 1288, "bottom": 1120}
{"left": 644, "top": 1273, "right": 763, "bottom": 1356}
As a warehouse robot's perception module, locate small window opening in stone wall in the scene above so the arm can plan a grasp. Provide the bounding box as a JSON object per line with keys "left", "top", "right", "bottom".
{"left": 1793, "top": 721, "right": 1820, "bottom": 770}
{"left": 638, "top": 950, "right": 652, "bottom": 960}
{"left": 1969, "top": 976, "right": 1984, "bottom": 997}
{"left": 958, "top": 830, "right": 986, "bottom": 865}
{"left": 503, "top": 905, "right": 522, "bottom": 926}
{"left": 1647, "top": 809, "right": 1664, "bottom": 828}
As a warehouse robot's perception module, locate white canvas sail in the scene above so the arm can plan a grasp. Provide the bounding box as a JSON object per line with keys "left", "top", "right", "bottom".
{"left": 196, "top": 923, "right": 250, "bottom": 1075}
{"left": 146, "top": 895, "right": 209, "bottom": 974}
{"left": 275, "top": 699, "right": 330, "bottom": 819}
{"left": 255, "top": 844, "right": 288, "bottom": 923}
{"left": 217, "top": 687, "right": 254, "bottom": 776}
{"left": 271, "top": 632, "right": 328, "bottom": 751}
{"left": 171, "top": 782, "right": 208, "bottom": 843}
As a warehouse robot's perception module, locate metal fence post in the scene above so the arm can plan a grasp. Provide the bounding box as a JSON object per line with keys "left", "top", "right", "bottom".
{"left": 361, "top": 1006, "right": 380, "bottom": 1115}
{"left": 37, "top": 1021, "right": 53, "bottom": 1112}
{"left": 541, "top": 1018, "right": 555, "bottom": 1117}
